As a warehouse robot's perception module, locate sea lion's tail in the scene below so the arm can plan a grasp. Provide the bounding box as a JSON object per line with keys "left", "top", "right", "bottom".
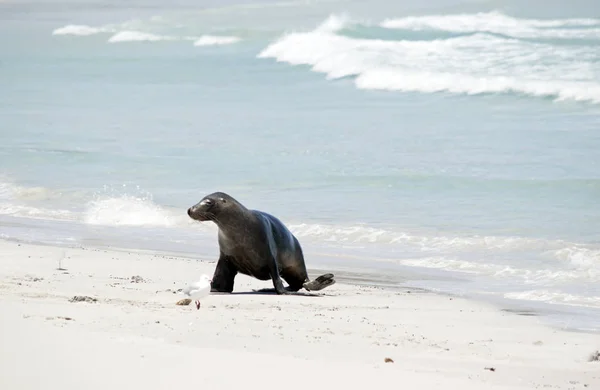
{"left": 303, "top": 273, "right": 335, "bottom": 291}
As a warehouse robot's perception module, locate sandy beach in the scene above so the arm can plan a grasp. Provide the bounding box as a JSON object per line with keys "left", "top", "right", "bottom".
{"left": 0, "top": 240, "right": 597, "bottom": 389}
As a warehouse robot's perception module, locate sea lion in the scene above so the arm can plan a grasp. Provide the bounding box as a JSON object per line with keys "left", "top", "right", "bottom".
{"left": 187, "top": 192, "right": 335, "bottom": 294}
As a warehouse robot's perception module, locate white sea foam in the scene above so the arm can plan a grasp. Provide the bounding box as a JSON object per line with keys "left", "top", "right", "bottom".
{"left": 289, "top": 222, "right": 600, "bottom": 283}
{"left": 107, "top": 31, "right": 175, "bottom": 43}
{"left": 381, "top": 11, "right": 600, "bottom": 40}
{"left": 504, "top": 290, "right": 600, "bottom": 309}
{"left": 289, "top": 222, "right": 553, "bottom": 252}
{"left": 0, "top": 204, "right": 75, "bottom": 220}
{"left": 2, "top": 180, "right": 599, "bottom": 295}
{"left": 354, "top": 69, "right": 600, "bottom": 103}
{"left": 258, "top": 16, "right": 600, "bottom": 104}
{"left": 83, "top": 196, "right": 191, "bottom": 227}
{"left": 193, "top": 35, "right": 241, "bottom": 46}
{"left": 0, "top": 181, "right": 68, "bottom": 203}
{"left": 52, "top": 24, "right": 114, "bottom": 36}
{"left": 0, "top": 182, "right": 75, "bottom": 221}
{"left": 315, "top": 13, "right": 351, "bottom": 33}
{"left": 1, "top": 179, "right": 597, "bottom": 270}
{"left": 399, "top": 257, "right": 600, "bottom": 284}
{"left": 553, "top": 246, "right": 600, "bottom": 267}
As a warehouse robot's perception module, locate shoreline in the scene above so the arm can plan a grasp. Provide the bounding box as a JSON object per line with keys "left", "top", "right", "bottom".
{"left": 2, "top": 233, "right": 600, "bottom": 336}
{"left": 1, "top": 239, "right": 600, "bottom": 389}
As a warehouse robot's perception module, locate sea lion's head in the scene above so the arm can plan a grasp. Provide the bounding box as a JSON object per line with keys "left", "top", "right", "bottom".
{"left": 187, "top": 192, "right": 240, "bottom": 222}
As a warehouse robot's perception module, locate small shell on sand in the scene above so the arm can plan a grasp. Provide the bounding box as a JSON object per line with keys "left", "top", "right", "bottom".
{"left": 384, "top": 357, "right": 394, "bottom": 363}
{"left": 176, "top": 298, "right": 192, "bottom": 306}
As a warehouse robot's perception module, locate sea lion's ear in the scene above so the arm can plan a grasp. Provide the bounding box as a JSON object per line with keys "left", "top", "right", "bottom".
{"left": 220, "top": 197, "right": 226, "bottom": 203}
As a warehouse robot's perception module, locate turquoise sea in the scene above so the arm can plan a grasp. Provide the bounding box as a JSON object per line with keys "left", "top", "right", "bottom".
{"left": 1, "top": 0, "right": 599, "bottom": 331}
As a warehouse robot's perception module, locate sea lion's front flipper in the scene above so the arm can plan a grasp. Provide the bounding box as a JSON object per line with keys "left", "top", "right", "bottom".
{"left": 303, "top": 273, "right": 335, "bottom": 291}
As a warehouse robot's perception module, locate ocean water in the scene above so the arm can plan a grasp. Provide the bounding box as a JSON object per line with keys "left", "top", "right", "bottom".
{"left": 1, "top": 0, "right": 600, "bottom": 330}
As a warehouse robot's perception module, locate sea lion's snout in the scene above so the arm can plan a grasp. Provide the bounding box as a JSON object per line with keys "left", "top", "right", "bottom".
{"left": 187, "top": 206, "right": 201, "bottom": 219}
{"left": 187, "top": 205, "right": 200, "bottom": 219}
{"left": 187, "top": 199, "right": 214, "bottom": 221}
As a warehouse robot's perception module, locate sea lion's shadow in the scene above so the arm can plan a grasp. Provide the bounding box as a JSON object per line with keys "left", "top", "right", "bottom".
{"left": 217, "top": 289, "right": 323, "bottom": 297}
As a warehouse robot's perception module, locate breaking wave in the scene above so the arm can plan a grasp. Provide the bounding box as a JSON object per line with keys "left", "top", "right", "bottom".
{"left": 83, "top": 195, "right": 191, "bottom": 228}
{"left": 289, "top": 222, "right": 599, "bottom": 268}
{"left": 107, "top": 31, "right": 176, "bottom": 43}
{"left": 0, "top": 180, "right": 598, "bottom": 266}
{"left": 193, "top": 35, "right": 241, "bottom": 46}
{"left": 399, "top": 257, "right": 600, "bottom": 284}
{"left": 258, "top": 14, "right": 600, "bottom": 104}
{"left": 380, "top": 11, "right": 600, "bottom": 40}
{"left": 1, "top": 180, "right": 599, "bottom": 313}
{"left": 52, "top": 24, "right": 115, "bottom": 36}
{"left": 289, "top": 222, "right": 550, "bottom": 251}
{"left": 0, "top": 181, "right": 76, "bottom": 221}
{"left": 53, "top": 24, "right": 241, "bottom": 46}
{"left": 505, "top": 290, "right": 600, "bottom": 309}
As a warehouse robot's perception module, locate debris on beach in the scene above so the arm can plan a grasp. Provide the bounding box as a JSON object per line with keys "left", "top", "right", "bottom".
{"left": 69, "top": 295, "right": 97, "bottom": 303}
{"left": 589, "top": 351, "right": 600, "bottom": 362}
{"left": 130, "top": 275, "right": 145, "bottom": 283}
{"left": 158, "top": 288, "right": 183, "bottom": 294}
{"left": 21, "top": 275, "right": 44, "bottom": 282}
{"left": 176, "top": 298, "right": 192, "bottom": 306}
{"left": 57, "top": 251, "right": 67, "bottom": 271}
{"left": 384, "top": 357, "right": 394, "bottom": 363}
{"left": 484, "top": 367, "right": 496, "bottom": 372}
{"left": 45, "top": 316, "right": 74, "bottom": 321}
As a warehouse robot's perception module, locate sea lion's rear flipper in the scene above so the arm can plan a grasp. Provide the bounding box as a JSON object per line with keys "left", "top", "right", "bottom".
{"left": 303, "top": 273, "right": 335, "bottom": 291}
{"left": 253, "top": 273, "right": 335, "bottom": 293}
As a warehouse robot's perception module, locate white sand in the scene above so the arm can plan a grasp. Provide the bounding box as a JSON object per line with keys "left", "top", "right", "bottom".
{"left": 0, "top": 240, "right": 598, "bottom": 389}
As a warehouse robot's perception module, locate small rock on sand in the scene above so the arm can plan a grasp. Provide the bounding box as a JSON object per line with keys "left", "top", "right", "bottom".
{"left": 384, "top": 357, "right": 394, "bottom": 363}
{"left": 70, "top": 296, "right": 97, "bottom": 303}
{"left": 130, "top": 275, "right": 145, "bottom": 283}
{"left": 176, "top": 298, "right": 192, "bottom": 306}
